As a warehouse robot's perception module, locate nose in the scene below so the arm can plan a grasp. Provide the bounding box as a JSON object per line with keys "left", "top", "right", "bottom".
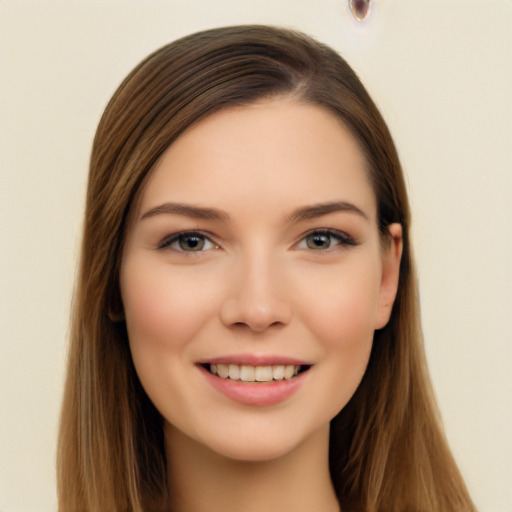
{"left": 219, "top": 253, "right": 293, "bottom": 332}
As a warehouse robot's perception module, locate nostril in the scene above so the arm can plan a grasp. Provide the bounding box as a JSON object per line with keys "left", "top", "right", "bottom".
{"left": 219, "top": 291, "right": 293, "bottom": 332}
{"left": 230, "top": 319, "right": 287, "bottom": 333}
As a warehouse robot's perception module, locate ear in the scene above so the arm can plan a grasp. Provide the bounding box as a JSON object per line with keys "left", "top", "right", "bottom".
{"left": 375, "top": 223, "right": 403, "bottom": 329}
{"left": 108, "top": 309, "right": 125, "bottom": 323}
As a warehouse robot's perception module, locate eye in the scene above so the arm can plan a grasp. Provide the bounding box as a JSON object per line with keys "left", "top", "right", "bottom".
{"left": 296, "top": 229, "right": 356, "bottom": 251}
{"left": 158, "top": 231, "right": 218, "bottom": 252}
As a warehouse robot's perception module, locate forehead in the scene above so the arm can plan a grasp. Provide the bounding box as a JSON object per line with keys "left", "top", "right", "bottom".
{"left": 138, "top": 99, "right": 376, "bottom": 220}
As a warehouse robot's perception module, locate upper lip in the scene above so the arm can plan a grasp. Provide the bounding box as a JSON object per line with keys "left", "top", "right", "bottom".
{"left": 197, "top": 354, "right": 311, "bottom": 366}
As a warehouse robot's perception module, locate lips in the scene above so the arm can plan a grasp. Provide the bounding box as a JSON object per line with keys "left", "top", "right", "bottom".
{"left": 197, "top": 355, "right": 312, "bottom": 406}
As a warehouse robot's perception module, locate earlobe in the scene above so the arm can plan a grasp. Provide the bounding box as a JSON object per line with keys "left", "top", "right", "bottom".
{"left": 108, "top": 309, "right": 125, "bottom": 323}
{"left": 375, "top": 223, "right": 403, "bottom": 329}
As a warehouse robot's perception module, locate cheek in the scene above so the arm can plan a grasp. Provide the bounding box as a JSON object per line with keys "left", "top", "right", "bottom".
{"left": 299, "top": 256, "right": 382, "bottom": 347}
{"left": 120, "top": 258, "right": 223, "bottom": 372}
{"left": 295, "top": 257, "right": 381, "bottom": 409}
{"left": 119, "top": 258, "right": 221, "bottom": 430}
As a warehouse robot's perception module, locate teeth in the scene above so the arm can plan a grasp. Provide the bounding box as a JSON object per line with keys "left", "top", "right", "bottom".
{"left": 284, "top": 365, "right": 295, "bottom": 379}
{"left": 272, "top": 365, "right": 285, "bottom": 380}
{"left": 209, "top": 363, "right": 302, "bottom": 382}
{"left": 216, "top": 364, "right": 229, "bottom": 379}
{"left": 228, "top": 364, "right": 240, "bottom": 380}
{"left": 240, "top": 365, "right": 255, "bottom": 382}
{"left": 255, "top": 366, "right": 273, "bottom": 382}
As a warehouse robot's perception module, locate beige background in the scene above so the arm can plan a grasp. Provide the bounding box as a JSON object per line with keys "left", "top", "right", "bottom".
{"left": 1, "top": 1, "right": 511, "bottom": 510}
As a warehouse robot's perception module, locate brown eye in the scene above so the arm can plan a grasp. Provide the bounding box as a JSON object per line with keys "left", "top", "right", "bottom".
{"left": 306, "top": 233, "right": 332, "bottom": 250}
{"left": 158, "top": 231, "right": 218, "bottom": 252}
{"left": 177, "top": 234, "right": 205, "bottom": 251}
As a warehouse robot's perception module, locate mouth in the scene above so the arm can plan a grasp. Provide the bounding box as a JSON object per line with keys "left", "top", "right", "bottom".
{"left": 200, "top": 363, "right": 311, "bottom": 383}
{"left": 198, "top": 358, "right": 311, "bottom": 405}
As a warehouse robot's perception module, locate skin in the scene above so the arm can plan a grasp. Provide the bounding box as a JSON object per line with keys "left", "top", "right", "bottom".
{"left": 120, "top": 98, "right": 402, "bottom": 512}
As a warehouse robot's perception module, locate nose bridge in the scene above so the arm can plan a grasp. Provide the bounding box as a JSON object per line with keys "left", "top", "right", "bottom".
{"left": 220, "top": 245, "right": 292, "bottom": 331}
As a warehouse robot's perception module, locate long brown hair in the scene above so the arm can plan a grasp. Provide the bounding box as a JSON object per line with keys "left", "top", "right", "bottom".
{"left": 58, "top": 25, "right": 476, "bottom": 511}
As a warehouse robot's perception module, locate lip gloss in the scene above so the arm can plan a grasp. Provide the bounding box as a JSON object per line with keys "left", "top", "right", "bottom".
{"left": 198, "top": 365, "right": 308, "bottom": 406}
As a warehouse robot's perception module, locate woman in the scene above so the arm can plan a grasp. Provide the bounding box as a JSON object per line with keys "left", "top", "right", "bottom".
{"left": 57, "top": 25, "right": 476, "bottom": 511}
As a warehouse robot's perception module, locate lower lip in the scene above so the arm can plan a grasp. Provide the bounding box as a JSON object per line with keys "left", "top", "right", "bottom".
{"left": 198, "top": 365, "right": 308, "bottom": 406}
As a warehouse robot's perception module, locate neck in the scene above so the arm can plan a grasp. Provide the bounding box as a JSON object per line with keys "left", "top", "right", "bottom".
{"left": 165, "top": 423, "right": 339, "bottom": 512}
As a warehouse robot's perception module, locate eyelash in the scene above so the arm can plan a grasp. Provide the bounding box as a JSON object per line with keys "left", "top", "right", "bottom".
{"left": 157, "top": 229, "right": 357, "bottom": 254}
{"left": 157, "top": 231, "right": 219, "bottom": 253}
{"left": 296, "top": 229, "right": 357, "bottom": 251}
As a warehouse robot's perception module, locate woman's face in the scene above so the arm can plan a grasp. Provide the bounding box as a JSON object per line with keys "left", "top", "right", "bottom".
{"left": 120, "top": 98, "right": 401, "bottom": 461}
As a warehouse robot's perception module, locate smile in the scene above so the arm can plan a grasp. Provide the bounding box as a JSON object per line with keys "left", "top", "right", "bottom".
{"left": 206, "top": 363, "right": 306, "bottom": 382}
{"left": 198, "top": 360, "right": 311, "bottom": 406}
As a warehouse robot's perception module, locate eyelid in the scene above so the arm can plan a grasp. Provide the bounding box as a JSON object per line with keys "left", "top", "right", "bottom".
{"left": 157, "top": 230, "right": 219, "bottom": 252}
{"left": 156, "top": 228, "right": 356, "bottom": 253}
{"left": 294, "top": 228, "right": 357, "bottom": 250}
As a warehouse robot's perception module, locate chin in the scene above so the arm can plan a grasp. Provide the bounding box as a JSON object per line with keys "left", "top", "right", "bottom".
{"left": 212, "top": 437, "right": 299, "bottom": 463}
{"left": 191, "top": 418, "right": 330, "bottom": 464}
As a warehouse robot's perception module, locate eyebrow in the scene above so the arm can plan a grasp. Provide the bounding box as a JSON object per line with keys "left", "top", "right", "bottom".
{"left": 140, "top": 203, "right": 229, "bottom": 221}
{"left": 287, "top": 201, "right": 369, "bottom": 223}
{"left": 140, "top": 200, "right": 368, "bottom": 223}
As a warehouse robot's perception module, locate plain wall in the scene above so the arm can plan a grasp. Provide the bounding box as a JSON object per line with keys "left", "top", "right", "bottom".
{"left": 1, "top": 1, "right": 511, "bottom": 510}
